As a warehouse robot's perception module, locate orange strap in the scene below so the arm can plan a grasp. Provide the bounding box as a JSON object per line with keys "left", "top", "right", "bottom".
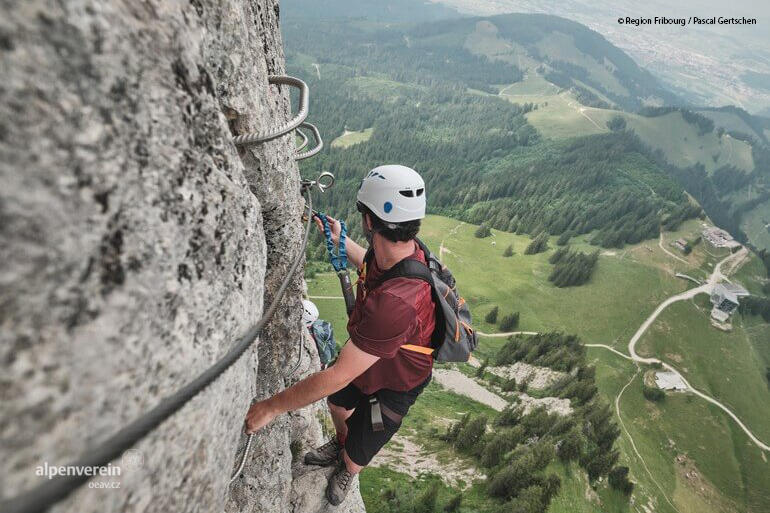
{"left": 401, "top": 344, "right": 434, "bottom": 355}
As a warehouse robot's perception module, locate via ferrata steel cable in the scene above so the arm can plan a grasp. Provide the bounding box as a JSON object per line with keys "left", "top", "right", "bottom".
{"left": 3, "top": 189, "right": 314, "bottom": 513}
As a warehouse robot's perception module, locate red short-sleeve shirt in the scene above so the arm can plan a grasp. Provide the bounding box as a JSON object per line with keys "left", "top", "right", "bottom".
{"left": 347, "top": 242, "right": 435, "bottom": 394}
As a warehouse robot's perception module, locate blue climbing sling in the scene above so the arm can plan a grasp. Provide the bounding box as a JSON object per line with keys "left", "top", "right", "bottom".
{"left": 315, "top": 212, "right": 356, "bottom": 314}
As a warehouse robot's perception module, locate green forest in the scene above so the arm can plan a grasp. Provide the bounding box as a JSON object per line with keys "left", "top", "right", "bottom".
{"left": 284, "top": 18, "right": 702, "bottom": 260}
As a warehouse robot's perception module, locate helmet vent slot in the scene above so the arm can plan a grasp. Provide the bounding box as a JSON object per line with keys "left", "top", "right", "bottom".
{"left": 416, "top": 188, "right": 424, "bottom": 196}
{"left": 399, "top": 189, "right": 415, "bottom": 197}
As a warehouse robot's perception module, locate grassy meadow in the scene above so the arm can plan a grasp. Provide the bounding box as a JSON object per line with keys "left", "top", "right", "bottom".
{"left": 307, "top": 214, "right": 770, "bottom": 512}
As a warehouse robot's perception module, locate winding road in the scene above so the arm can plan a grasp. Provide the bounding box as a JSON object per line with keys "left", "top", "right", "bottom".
{"left": 623, "top": 246, "right": 768, "bottom": 452}
{"left": 477, "top": 246, "right": 769, "bottom": 453}
{"left": 312, "top": 239, "right": 767, "bottom": 452}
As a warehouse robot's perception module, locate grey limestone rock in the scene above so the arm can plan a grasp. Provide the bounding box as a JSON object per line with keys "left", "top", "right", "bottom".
{"left": 0, "top": 1, "right": 364, "bottom": 512}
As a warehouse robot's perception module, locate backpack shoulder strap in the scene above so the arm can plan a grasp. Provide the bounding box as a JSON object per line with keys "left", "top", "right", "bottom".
{"left": 373, "top": 258, "right": 433, "bottom": 289}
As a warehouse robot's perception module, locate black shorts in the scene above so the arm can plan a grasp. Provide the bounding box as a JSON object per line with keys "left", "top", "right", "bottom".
{"left": 328, "top": 375, "right": 431, "bottom": 466}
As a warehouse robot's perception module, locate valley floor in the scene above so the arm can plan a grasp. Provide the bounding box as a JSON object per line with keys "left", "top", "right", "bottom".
{"left": 308, "top": 215, "right": 770, "bottom": 513}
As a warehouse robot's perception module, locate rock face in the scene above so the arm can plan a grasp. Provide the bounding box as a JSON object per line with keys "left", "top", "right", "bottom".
{"left": 0, "top": 1, "right": 363, "bottom": 512}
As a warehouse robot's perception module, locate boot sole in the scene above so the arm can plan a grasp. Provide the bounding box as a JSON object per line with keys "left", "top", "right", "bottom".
{"left": 303, "top": 454, "right": 339, "bottom": 467}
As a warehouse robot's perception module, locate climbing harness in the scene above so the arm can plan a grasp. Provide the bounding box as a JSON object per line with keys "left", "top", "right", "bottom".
{"left": 316, "top": 212, "right": 356, "bottom": 315}
{"left": 3, "top": 72, "right": 329, "bottom": 513}
{"left": 232, "top": 75, "right": 309, "bottom": 146}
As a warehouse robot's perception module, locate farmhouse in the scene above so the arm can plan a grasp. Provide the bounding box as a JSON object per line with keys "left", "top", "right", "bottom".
{"left": 672, "top": 238, "right": 688, "bottom": 252}
{"left": 702, "top": 226, "right": 741, "bottom": 248}
{"left": 709, "top": 283, "right": 749, "bottom": 322}
{"left": 720, "top": 283, "right": 749, "bottom": 298}
{"left": 655, "top": 371, "right": 687, "bottom": 391}
{"left": 711, "top": 283, "right": 740, "bottom": 313}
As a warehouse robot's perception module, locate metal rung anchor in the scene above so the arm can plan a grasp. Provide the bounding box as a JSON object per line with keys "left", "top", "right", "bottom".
{"left": 295, "top": 127, "right": 309, "bottom": 152}
{"left": 232, "top": 75, "right": 309, "bottom": 146}
{"left": 301, "top": 171, "right": 334, "bottom": 193}
{"left": 295, "top": 122, "right": 323, "bottom": 161}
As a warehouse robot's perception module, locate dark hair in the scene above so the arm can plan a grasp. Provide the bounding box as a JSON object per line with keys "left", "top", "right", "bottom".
{"left": 357, "top": 202, "right": 421, "bottom": 242}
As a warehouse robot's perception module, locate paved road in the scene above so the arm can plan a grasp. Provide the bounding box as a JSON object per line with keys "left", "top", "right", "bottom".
{"left": 625, "top": 246, "right": 769, "bottom": 451}
{"left": 476, "top": 247, "right": 769, "bottom": 452}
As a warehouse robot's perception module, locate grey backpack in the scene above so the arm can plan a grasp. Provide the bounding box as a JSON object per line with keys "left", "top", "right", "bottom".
{"left": 364, "top": 238, "right": 478, "bottom": 362}
{"left": 310, "top": 320, "right": 338, "bottom": 366}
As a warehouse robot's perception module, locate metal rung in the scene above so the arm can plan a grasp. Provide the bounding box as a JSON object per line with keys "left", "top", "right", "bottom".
{"left": 295, "top": 122, "right": 323, "bottom": 161}
{"left": 295, "top": 127, "right": 309, "bottom": 152}
{"left": 232, "top": 75, "right": 309, "bottom": 146}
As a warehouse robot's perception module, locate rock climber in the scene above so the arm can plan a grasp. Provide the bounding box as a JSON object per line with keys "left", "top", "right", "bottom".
{"left": 244, "top": 165, "right": 435, "bottom": 505}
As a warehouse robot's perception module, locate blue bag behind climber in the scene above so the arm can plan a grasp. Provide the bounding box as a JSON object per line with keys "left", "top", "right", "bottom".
{"left": 310, "top": 320, "right": 338, "bottom": 366}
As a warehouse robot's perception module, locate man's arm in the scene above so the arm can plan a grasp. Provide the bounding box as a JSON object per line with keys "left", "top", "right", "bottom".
{"left": 313, "top": 215, "right": 367, "bottom": 269}
{"left": 245, "top": 341, "right": 379, "bottom": 433}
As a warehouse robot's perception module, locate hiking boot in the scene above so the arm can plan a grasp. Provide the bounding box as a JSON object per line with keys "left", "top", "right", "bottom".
{"left": 326, "top": 460, "right": 355, "bottom": 506}
{"left": 303, "top": 438, "right": 342, "bottom": 467}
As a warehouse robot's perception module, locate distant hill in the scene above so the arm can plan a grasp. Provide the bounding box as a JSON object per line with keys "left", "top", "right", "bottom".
{"left": 287, "top": 6, "right": 770, "bottom": 513}
{"left": 281, "top": 0, "right": 461, "bottom": 23}
{"left": 406, "top": 13, "right": 681, "bottom": 111}
{"left": 695, "top": 105, "right": 770, "bottom": 145}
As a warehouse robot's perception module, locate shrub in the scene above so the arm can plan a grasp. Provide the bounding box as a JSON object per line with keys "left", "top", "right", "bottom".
{"left": 642, "top": 384, "right": 665, "bottom": 402}
{"left": 502, "top": 377, "right": 518, "bottom": 392}
{"left": 475, "top": 223, "right": 491, "bottom": 238}
{"left": 443, "top": 493, "right": 462, "bottom": 512}
{"left": 485, "top": 306, "right": 499, "bottom": 324}
{"left": 475, "top": 358, "right": 489, "bottom": 378}
{"left": 608, "top": 466, "right": 635, "bottom": 496}
{"left": 503, "top": 244, "right": 514, "bottom": 257}
{"left": 606, "top": 115, "right": 627, "bottom": 131}
{"left": 524, "top": 232, "right": 549, "bottom": 255}
{"left": 481, "top": 427, "right": 525, "bottom": 467}
{"left": 443, "top": 414, "right": 469, "bottom": 443}
{"left": 557, "top": 430, "right": 582, "bottom": 462}
{"left": 500, "top": 312, "right": 520, "bottom": 331}
{"left": 556, "top": 231, "right": 573, "bottom": 246}
{"left": 414, "top": 483, "right": 439, "bottom": 513}
{"left": 495, "top": 405, "right": 523, "bottom": 427}
{"left": 455, "top": 415, "right": 488, "bottom": 454}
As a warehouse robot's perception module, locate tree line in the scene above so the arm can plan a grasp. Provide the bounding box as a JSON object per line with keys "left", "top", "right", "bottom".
{"left": 548, "top": 247, "right": 599, "bottom": 287}
{"left": 441, "top": 332, "right": 629, "bottom": 511}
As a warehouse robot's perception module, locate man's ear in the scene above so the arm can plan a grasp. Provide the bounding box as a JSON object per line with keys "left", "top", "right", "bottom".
{"left": 364, "top": 213, "right": 373, "bottom": 230}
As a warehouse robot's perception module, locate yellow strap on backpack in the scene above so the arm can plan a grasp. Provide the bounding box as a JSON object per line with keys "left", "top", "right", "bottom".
{"left": 401, "top": 344, "right": 434, "bottom": 355}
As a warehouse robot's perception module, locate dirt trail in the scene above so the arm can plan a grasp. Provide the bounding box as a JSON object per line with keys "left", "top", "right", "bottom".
{"left": 658, "top": 231, "right": 689, "bottom": 265}
{"left": 370, "top": 434, "right": 480, "bottom": 488}
{"left": 438, "top": 221, "right": 465, "bottom": 263}
{"left": 616, "top": 371, "right": 682, "bottom": 513}
{"left": 476, "top": 330, "right": 538, "bottom": 338}
{"left": 433, "top": 368, "right": 508, "bottom": 411}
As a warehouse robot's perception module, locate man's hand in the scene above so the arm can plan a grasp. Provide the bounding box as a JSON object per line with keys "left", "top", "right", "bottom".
{"left": 244, "top": 399, "right": 277, "bottom": 434}
{"left": 241, "top": 342, "right": 379, "bottom": 434}
{"left": 314, "top": 214, "right": 342, "bottom": 245}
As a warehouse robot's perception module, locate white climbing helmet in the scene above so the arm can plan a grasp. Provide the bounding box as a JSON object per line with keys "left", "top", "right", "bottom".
{"left": 301, "top": 299, "right": 319, "bottom": 327}
{"left": 356, "top": 165, "right": 426, "bottom": 224}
